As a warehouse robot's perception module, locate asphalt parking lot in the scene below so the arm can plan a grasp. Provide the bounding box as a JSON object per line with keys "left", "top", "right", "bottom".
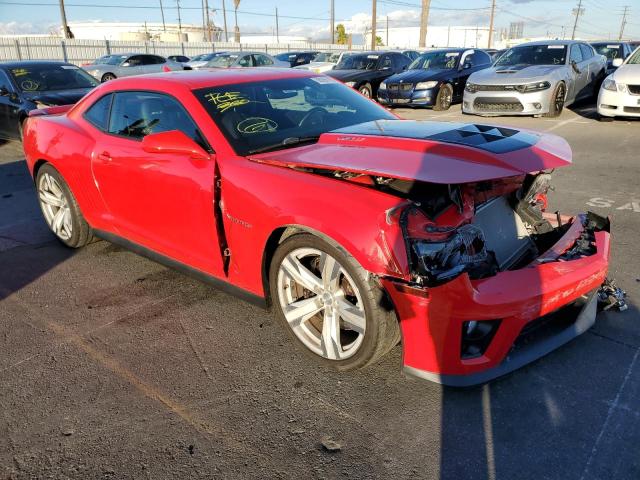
{"left": 1, "top": 103, "right": 639, "bottom": 480}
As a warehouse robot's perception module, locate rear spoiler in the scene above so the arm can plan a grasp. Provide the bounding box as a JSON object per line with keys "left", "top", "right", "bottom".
{"left": 28, "top": 104, "right": 74, "bottom": 117}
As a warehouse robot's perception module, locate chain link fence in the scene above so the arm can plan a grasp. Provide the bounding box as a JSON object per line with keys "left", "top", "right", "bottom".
{"left": 0, "top": 37, "right": 368, "bottom": 65}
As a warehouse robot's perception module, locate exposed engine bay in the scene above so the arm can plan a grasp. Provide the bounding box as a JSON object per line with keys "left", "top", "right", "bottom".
{"left": 301, "top": 167, "right": 610, "bottom": 287}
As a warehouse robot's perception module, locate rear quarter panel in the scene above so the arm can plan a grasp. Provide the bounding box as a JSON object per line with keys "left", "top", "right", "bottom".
{"left": 23, "top": 115, "right": 108, "bottom": 230}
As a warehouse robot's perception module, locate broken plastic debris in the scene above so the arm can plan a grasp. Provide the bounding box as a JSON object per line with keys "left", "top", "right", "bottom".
{"left": 598, "top": 278, "right": 628, "bottom": 312}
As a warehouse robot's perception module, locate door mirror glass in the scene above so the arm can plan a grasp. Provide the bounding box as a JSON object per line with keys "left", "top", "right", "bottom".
{"left": 612, "top": 58, "right": 623, "bottom": 67}
{"left": 142, "top": 130, "right": 210, "bottom": 160}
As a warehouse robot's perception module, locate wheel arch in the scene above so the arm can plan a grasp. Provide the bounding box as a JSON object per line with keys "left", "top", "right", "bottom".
{"left": 32, "top": 158, "right": 50, "bottom": 181}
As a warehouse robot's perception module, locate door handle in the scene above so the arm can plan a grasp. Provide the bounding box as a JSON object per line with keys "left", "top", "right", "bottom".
{"left": 97, "top": 151, "right": 112, "bottom": 162}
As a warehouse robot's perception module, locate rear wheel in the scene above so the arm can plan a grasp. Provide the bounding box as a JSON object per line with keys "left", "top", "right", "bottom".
{"left": 36, "top": 164, "right": 94, "bottom": 248}
{"left": 269, "top": 234, "right": 399, "bottom": 371}
{"left": 433, "top": 83, "right": 453, "bottom": 111}
{"left": 101, "top": 73, "right": 116, "bottom": 82}
{"left": 543, "top": 82, "right": 565, "bottom": 118}
{"left": 358, "top": 83, "right": 372, "bottom": 98}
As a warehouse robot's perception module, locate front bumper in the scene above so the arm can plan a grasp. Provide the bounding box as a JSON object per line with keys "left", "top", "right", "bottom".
{"left": 381, "top": 214, "right": 610, "bottom": 387}
{"left": 462, "top": 88, "right": 554, "bottom": 116}
{"left": 597, "top": 87, "right": 640, "bottom": 117}
{"left": 378, "top": 87, "right": 437, "bottom": 107}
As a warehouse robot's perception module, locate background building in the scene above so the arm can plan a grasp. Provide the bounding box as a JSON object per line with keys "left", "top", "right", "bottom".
{"left": 365, "top": 25, "right": 490, "bottom": 49}
{"left": 67, "top": 22, "right": 222, "bottom": 42}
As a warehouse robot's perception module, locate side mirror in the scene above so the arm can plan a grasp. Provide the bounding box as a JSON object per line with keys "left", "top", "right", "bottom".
{"left": 612, "top": 58, "right": 623, "bottom": 68}
{"left": 122, "top": 62, "right": 131, "bottom": 67}
{"left": 0, "top": 85, "right": 9, "bottom": 96}
{"left": 571, "top": 60, "right": 581, "bottom": 73}
{"left": 142, "top": 130, "right": 210, "bottom": 161}
{"left": 462, "top": 62, "right": 472, "bottom": 70}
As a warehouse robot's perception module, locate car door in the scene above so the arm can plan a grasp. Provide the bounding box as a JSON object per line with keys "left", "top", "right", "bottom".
{"left": 453, "top": 50, "right": 480, "bottom": 99}
{"left": 0, "top": 69, "right": 20, "bottom": 139}
{"left": 252, "top": 54, "right": 274, "bottom": 68}
{"left": 89, "top": 90, "right": 225, "bottom": 275}
{"left": 580, "top": 43, "right": 599, "bottom": 92}
{"left": 568, "top": 44, "right": 588, "bottom": 101}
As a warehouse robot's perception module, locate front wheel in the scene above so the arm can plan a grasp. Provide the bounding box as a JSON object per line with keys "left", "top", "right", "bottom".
{"left": 358, "top": 83, "right": 372, "bottom": 99}
{"left": 433, "top": 83, "right": 453, "bottom": 111}
{"left": 101, "top": 73, "right": 116, "bottom": 82}
{"left": 544, "top": 82, "right": 565, "bottom": 117}
{"left": 269, "top": 234, "right": 399, "bottom": 371}
{"left": 36, "top": 164, "right": 94, "bottom": 248}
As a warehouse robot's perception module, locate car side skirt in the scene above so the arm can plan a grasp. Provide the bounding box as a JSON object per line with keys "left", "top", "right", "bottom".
{"left": 94, "top": 229, "right": 267, "bottom": 308}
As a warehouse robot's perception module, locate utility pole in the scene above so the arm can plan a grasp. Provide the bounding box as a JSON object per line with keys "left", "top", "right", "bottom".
{"left": 386, "top": 15, "right": 389, "bottom": 47}
{"left": 419, "top": 0, "right": 431, "bottom": 48}
{"left": 159, "top": 0, "right": 166, "bottom": 31}
{"left": 487, "top": 0, "right": 496, "bottom": 48}
{"left": 275, "top": 7, "right": 279, "bottom": 43}
{"left": 571, "top": 0, "right": 584, "bottom": 40}
{"left": 330, "top": 0, "right": 335, "bottom": 44}
{"left": 233, "top": 0, "right": 240, "bottom": 43}
{"left": 370, "top": 0, "right": 377, "bottom": 50}
{"left": 176, "top": 0, "right": 182, "bottom": 34}
{"left": 201, "top": 0, "right": 207, "bottom": 40}
{"left": 204, "top": 0, "right": 211, "bottom": 41}
{"left": 221, "top": 0, "right": 228, "bottom": 42}
{"left": 619, "top": 6, "right": 629, "bottom": 40}
{"left": 58, "top": 0, "right": 72, "bottom": 39}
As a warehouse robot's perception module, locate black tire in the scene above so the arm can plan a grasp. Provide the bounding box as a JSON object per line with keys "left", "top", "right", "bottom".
{"left": 543, "top": 82, "right": 566, "bottom": 118}
{"left": 269, "top": 233, "right": 400, "bottom": 371}
{"left": 101, "top": 73, "right": 116, "bottom": 82}
{"left": 35, "top": 164, "right": 94, "bottom": 248}
{"left": 358, "top": 83, "right": 373, "bottom": 99}
{"left": 433, "top": 83, "right": 453, "bottom": 111}
{"left": 18, "top": 117, "right": 26, "bottom": 142}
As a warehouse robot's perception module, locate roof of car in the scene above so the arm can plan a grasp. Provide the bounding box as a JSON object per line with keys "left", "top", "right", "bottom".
{"left": 0, "top": 60, "right": 76, "bottom": 69}
{"left": 100, "top": 67, "right": 319, "bottom": 90}
{"left": 515, "top": 39, "right": 582, "bottom": 47}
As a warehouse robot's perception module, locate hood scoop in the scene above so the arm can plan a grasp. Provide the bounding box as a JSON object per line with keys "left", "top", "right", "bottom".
{"left": 248, "top": 120, "right": 572, "bottom": 185}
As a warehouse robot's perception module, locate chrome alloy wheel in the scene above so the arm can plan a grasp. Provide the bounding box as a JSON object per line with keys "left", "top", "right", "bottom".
{"left": 276, "top": 247, "right": 366, "bottom": 360}
{"left": 38, "top": 172, "right": 73, "bottom": 240}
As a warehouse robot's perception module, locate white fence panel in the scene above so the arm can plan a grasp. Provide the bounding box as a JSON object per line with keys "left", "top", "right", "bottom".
{"left": 0, "top": 36, "right": 368, "bottom": 65}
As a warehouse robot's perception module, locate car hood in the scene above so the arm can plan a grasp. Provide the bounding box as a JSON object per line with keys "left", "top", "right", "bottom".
{"left": 470, "top": 65, "right": 564, "bottom": 84}
{"left": 612, "top": 64, "right": 640, "bottom": 83}
{"left": 327, "top": 69, "right": 378, "bottom": 82}
{"left": 385, "top": 68, "right": 454, "bottom": 84}
{"left": 248, "top": 120, "right": 571, "bottom": 184}
{"left": 21, "top": 88, "right": 93, "bottom": 105}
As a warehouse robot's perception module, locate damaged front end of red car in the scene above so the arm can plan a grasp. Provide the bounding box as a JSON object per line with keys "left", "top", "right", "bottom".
{"left": 380, "top": 172, "right": 610, "bottom": 386}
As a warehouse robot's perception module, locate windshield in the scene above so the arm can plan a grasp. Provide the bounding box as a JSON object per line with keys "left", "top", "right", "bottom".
{"left": 495, "top": 45, "right": 567, "bottom": 67}
{"left": 207, "top": 54, "right": 238, "bottom": 67}
{"left": 628, "top": 49, "right": 640, "bottom": 64}
{"left": 9, "top": 64, "right": 99, "bottom": 92}
{"left": 592, "top": 43, "right": 622, "bottom": 60}
{"left": 312, "top": 52, "right": 340, "bottom": 63}
{"left": 409, "top": 51, "right": 460, "bottom": 70}
{"left": 335, "top": 54, "right": 379, "bottom": 70}
{"left": 194, "top": 77, "right": 395, "bottom": 155}
{"left": 94, "top": 55, "right": 128, "bottom": 65}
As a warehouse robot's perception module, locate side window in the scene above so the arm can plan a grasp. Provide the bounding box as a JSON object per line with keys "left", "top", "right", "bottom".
{"left": 254, "top": 54, "right": 273, "bottom": 66}
{"left": 0, "top": 69, "right": 14, "bottom": 91}
{"left": 83, "top": 94, "right": 112, "bottom": 131}
{"left": 473, "top": 51, "right": 492, "bottom": 65}
{"left": 153, "top": 56, "right": 167, "bottom": 64}
{"left": 579, "top": 44, "right": 593, "bottom": 60}
{"left": 379, "top": 55, "right": 392, "bottom": 69}
{"left": 238, "top": 55, "right": 253, "bottom": 67}
{"left": 108, "top": 91, "right": 204, "bottom": 147}
{"left": 570, "top": 44, "right": 583, "bottom": 63}
{"left": 126, "top": 55, "right": 144, "bottom": 67}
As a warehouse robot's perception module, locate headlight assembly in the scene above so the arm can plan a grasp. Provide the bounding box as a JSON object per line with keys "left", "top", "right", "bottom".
{"left": 36, "top": 101, "right": 52, "bottom": 109}
{"left": 345, "top": 81, "right": 356, "bottom": 87}
{"left": 515, "top": 81, "right": 551, "bottom": 93}
{"left": 415, "top": 81, "right": 438, "bottom": 90}
{"left": 465, "top": 82, "right": 478, "bottom": 94}
{"left": 379, "top": 81, "right": 387, "bottom": 90}
{"left": 602, "top": 78, "right": 617, "bottom": 91}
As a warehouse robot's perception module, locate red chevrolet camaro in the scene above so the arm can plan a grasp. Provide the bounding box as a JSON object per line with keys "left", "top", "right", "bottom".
{"left": 23, "top": 68, "right": 611, "bottom": 386}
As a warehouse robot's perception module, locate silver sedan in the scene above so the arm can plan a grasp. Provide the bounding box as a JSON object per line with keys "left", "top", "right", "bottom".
{"left": 463, "top": 40, "right": 607, "bottom": 117}
{"left": 82, "top": 53, "right": 184, "bottom": 83}
{"left": 190, "top": 51, "right": 289, "bottom": 70}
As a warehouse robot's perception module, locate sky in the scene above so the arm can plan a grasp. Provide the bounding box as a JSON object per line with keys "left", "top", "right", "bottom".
{"left": 0, "top": 0, "right": 639, "bottom": 41}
